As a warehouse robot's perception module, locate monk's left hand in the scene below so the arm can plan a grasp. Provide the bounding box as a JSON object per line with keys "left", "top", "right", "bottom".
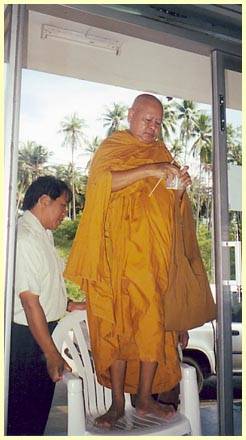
{"left": 177, "top": 166, "right": 192, "bottom": 198}
{"left": 179, "top": 166, "right": 192, "bottom": 189}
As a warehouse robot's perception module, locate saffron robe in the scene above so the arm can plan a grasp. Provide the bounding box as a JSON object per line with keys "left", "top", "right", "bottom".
{"left": 65, "top": 130, "right": 191, "bottom": 393}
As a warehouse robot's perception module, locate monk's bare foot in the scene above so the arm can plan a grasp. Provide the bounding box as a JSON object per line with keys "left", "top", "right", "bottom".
{"left": 94, "top": 403, "right": 125, "bottom": 428}
{"left": 135, "top": 396, "right": 176, "bottom": 420}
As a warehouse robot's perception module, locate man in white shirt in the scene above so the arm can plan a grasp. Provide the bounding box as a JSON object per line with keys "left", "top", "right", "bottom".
{"left": 7, "top": 176, "right": 85, "bottom": 435}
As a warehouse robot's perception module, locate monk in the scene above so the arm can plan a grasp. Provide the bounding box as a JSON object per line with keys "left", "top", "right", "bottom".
{"left": 65, "top": 94, "right": 192, "bottom": 427}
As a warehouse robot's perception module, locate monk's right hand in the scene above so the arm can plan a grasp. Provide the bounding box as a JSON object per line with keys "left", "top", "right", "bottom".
{"left": 153, "top": 162, "right": 180, "bottom": 180}
{"left": 46, "top": 351, "right": 72, "bottom": 382}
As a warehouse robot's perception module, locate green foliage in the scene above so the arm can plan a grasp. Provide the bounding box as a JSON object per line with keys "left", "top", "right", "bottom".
{"left": 17, "top": 141, "right": 51, "bottom": 210}
{"left": 59, "top": 112, "right": 87, "bottom": 219}
{"left": 60, "top": 112, "right": 87, "bottom": 154}
{"left": 102, "top": 102, "right": 128, "bottom": 136}
{"left": 65, "top": 280, "right": 85, "bottom": 302}
{"left": 53, "top": 214, "right": 85, "bottom": 301}
{"left": 53, "top": 215, "right": 81, "bottom": 249}
{"left": 229, "top": 211, "right": 241, "bottom": 241}
{"left": 160, "top": 100, "right": 177, "bottom": 141}
{"left": 227, "top": 124, "right": 242, "bottom": 165}
{"left": 197, "top": 223, "right": 212, "bottom": 282}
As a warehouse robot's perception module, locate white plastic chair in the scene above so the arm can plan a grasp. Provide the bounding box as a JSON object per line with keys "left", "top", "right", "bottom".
{"left": 52, "top": 310, "right": 201, "bottom": 436}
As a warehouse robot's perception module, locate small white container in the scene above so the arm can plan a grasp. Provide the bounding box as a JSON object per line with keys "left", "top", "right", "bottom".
{"left": 166, "top": 175, "right": 182, "bottom": 189}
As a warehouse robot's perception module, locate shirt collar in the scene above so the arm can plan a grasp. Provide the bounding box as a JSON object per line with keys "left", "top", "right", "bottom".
{"left": 20, "top": 210, "right": 51, "bottom": 238}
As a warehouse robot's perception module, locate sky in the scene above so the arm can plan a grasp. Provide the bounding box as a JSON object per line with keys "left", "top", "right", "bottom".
{"left": 19, "top": 69, "right": 141, "bottom": 170}
{"left": 18, "top": 68, "right": 242, "bottom": 173}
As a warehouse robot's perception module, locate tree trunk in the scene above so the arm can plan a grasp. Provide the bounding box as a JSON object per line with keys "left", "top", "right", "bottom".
{"left": 236, "top": 211, "right": 242, "bottom": 241}
{"left": 184, "top": 136, "right": 188, "bottom": 164}
{"left": 72, "top": 179, "right": 76, "bottom": 220}
{"left": 206, "top": 168, "right": 212, "bottom": 231}
{"left": 16, "top": 182, "right": 25, "bottom": 212}
{"left": 71, "top": 143, "right": 76, "bottom": 220}
{"left": 195, "top": 161, "right": 202, "bottom": 234}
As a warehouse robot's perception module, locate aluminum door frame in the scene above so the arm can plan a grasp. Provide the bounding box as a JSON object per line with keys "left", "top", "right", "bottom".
{"left": 211, "top": 49, "right": 241, "bottom": 436}
{"left": 4, "top": 4, "right": 27, "bottom": 432}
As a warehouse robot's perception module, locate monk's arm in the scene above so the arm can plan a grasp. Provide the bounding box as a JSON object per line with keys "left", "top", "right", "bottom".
{"left": 111, "top": 162, "right": 179, "bottom": 192}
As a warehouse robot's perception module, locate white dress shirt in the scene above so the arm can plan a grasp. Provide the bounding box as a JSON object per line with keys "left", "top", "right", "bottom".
{"left": 14, "top": 210, "right": 67, "bottom": 325}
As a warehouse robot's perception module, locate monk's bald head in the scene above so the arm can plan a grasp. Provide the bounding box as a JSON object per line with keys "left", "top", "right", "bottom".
{"left": 128, "top": 94, "right": 163, "bottom": 144}
{"left": 131, "top": 94, "right": 163, "bottom": 114}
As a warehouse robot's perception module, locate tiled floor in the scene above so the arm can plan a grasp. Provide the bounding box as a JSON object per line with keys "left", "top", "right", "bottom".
{"left": 44, "top": 380, "right": 242, "bottom": 436}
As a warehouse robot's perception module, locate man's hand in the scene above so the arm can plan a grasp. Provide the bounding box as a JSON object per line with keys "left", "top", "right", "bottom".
{"left": 20, "top": 291, "right": 72, "bottom": 382}
{"left": 45, "top": 351, "right": 71, "bottom": 382}
{"left": 67, "top": 300, "right": 87, "bottom": 312}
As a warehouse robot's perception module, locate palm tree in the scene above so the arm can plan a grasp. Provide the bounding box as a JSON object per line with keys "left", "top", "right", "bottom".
{"left": 186, "top": 175, "right": 200, "bottom": 215}
{"left": 17, "top": 141, "right": 51, "bottom": 210}
{"left": 59, "top": 113, "right": 87, "bottom": 219}
{"left": 227, "top": 124, "right": 242, "bottom": 165}
{"left": 190, "top": 113, "right": 212, "bottom": 231}
{"left": 160, "top": 101, "right": 178, "bottom": 141}
{"left": 226, "top": 123, "right": 242, "bottom": 241}
{"left": 54, "top": 164, "right": 87, "bottom": 217}
{"left": 102, "top": 103, "right": 128, "bottom": 136}
{"left": 169, "top": 138, "right": 183, "bottom": 162}
{"left": 191, "top": 114, "right": 212, "bottom": 164}
{"left": 175, "top": 100, "right": 198, "bottom": 163}
{"left": 85, "top": 136, "right": 102, "bottom": 170}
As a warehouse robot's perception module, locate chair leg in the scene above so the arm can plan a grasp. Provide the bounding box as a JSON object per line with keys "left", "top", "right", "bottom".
{"left": 179, "top": 363, "right": 202, "bottom": 435}
{"left": 63, "top": 372, "right": 86, "bottom": 435}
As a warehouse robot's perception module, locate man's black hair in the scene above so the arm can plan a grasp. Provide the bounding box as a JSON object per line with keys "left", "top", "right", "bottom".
{"left": 22, "top": 176, "right": 72, "bottom": 211}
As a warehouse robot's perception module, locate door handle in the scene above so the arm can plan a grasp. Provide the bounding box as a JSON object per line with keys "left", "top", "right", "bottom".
{"left": 232, "top": 330, "right": 240, "bottom": 336}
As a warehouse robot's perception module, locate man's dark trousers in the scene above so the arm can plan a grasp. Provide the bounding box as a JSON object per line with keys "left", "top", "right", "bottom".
{"left": 7, "top": 321, "right": 57, "bottom": 435}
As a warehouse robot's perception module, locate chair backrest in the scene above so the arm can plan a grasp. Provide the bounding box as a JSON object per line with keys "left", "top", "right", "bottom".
{"left": 52, "top": 310, "right": 111, "bottom": 417}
